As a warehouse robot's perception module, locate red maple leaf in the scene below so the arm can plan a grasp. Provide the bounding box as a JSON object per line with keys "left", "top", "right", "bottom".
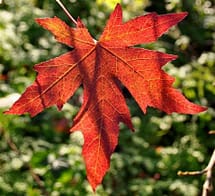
{"left": 5, "top": 4, "right": 206, "bottom": 190}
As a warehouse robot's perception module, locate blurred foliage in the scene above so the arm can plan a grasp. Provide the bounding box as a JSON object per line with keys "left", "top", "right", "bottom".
{"left": 0, "top": 0, "right": 215, "bottom": 195}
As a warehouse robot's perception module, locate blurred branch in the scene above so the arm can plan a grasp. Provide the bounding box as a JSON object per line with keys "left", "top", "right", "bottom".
{"left": 178, "top": 149, "right": 215, "bottom": 196}
{"left": 202, "top": 150, "right": 215, "bottom": 196}
{"left": 209, "top": 130, "right": 215, "bottom": 135}
{"left": 1, "top": 128, "right": 50, "bottom": 196}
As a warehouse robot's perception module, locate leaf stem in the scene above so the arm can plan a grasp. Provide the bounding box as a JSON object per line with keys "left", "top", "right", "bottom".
{"left": 56, "top": 0, "right": 77, "bottom": 25}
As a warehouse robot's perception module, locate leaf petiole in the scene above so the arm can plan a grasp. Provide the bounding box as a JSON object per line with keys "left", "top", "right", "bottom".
{"left": 56, "top": 0, "right": 77, "bottom": 25}
{"left": 56, "top": 0, "right": 98, "bottom": 43}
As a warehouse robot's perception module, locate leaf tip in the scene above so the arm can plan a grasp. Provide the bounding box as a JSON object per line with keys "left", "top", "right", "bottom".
{"left": 177, "top": 11, "right": 189, "bottom": 21}
{"left": 76, "top": 17, "right": 85, "bottom": 28}
{"left": 35, "top": 17, "right": 48, "bottom": 25}
{"left": 180, "top": 11, "right": 188, "bottom": 17}
{"left": 115, "top": 3, "right": 122, "bottom": 9}
{"left": 3, "top": 105, "right": 18, "bottom": 116}
{"left": 196, "top": 105, "right": 207, "bottom": 113}
{"left": 3, "top": 110, "right": 10, "bottom": 115}
{"left": 87, "top": 175, "right": 103, "bottom": 193}
{"left": 112, "top": 2, "right": 123, "bottom": 21}
{"left": 184, "top": 103, "right": 207, "bottom": 114}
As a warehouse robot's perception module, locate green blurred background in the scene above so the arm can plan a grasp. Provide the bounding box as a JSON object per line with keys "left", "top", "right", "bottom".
{"left": 0, "top": 0, "right": 214, "bottom": 195}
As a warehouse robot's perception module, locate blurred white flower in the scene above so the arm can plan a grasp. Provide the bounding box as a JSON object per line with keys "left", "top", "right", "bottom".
{"left": 0, "top": 93, "right": 20, "bottom": 108}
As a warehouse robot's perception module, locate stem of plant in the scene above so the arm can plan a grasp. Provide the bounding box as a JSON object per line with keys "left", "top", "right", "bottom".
{"left": 56, "top": 0, "right": 97, "bottom": 44}
{"left": 56, "top": 0, "right": 77, "bottom": 25}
